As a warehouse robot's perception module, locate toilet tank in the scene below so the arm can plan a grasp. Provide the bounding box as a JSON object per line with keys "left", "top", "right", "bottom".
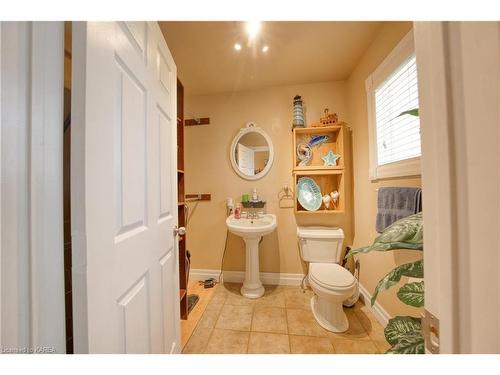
{"left": 297, "top": 227, "right": 344, "bottom": 263}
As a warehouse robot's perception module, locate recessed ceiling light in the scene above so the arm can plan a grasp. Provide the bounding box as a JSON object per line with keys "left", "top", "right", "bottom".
{"left": 245, "top": 21, "right": 261, "bottom": 39}
{"left": 262, "top": 45, "right": 269, "bottom": 53}
{"left": 234, "top": 43, "right": 242, "bottom": 51}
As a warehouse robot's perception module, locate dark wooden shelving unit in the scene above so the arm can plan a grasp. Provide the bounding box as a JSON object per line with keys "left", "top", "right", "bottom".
{"left": 177, "top": 78, "right": 188, "bottom": 320}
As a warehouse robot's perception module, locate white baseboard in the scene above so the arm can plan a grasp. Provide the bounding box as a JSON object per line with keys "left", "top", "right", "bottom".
{"left": 189, "top": 268, "right": 305, "bottom": 286}
{"left": 358, "top": 283, "right": 391, "bottom": 327}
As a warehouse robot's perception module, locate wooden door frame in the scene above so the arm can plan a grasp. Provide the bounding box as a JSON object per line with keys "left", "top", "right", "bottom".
{"left": 69, "top": 21, "right": 89, "bottom": 354}
{"left": 414, "top": 21, "right": 459, "bottom": 353}
{"left": 415, "top": 21, "right": 500, "bottom": 353}
{"left": 0, "top": 21, "right": 66, "bottom": 353}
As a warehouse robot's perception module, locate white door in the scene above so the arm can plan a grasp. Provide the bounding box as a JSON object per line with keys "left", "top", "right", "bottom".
{"left": 415, "top": 21, "right": 500, "bottom": 353}
{"left": 238, "top": 143, "right": 255, "bottom": 175}
{"left": 71, "top": 22, "right": 180, "bottom": 353}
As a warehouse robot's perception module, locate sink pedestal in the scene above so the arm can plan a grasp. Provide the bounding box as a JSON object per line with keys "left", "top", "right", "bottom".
{"left": 225, "top": 213, "right": 277, "bottom": 299}
{"left": 241, "top": 237, "right": 265, "bottom": 299}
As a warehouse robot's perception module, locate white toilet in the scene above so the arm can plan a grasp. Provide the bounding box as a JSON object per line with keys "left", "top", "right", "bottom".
{"left": 297, "top": 226, "right": 356, "bottom": 333}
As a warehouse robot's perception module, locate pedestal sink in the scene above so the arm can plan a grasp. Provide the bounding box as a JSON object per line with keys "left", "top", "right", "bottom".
{"left": 226, "top": 213, "right": 277, "bottom": 298}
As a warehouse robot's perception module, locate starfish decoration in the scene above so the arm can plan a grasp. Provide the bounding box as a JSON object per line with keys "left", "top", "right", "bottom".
{"left": 322, "top": 151, "right": 341, "bottom": 166}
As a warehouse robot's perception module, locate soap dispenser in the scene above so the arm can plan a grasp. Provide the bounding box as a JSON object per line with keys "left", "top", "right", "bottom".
{"left": 252, "top": 188, "right": 258, "bottom": 202}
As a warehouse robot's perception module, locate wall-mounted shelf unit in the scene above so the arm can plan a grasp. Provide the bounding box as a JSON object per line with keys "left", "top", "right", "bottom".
{"left": 293, "top": 125, "right": 344, "bottom": 170}
{"left": 293, "top": 125, "right": 347, "bottom": 214}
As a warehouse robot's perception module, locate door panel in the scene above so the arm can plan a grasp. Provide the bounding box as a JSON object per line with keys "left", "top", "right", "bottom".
{"left": 115, "top": 57, "right": 148, "bottom": 238}
{"left": 117, "top": 274, "right": 151, "bottom": 354}
{"left": 121, "top": 22, "right": 147, "bottom": 60}
{"left": 158, "top": 108, "right": 173, "bottom": 222}
{"left": 159, "top": 248, "right": 177, "bottom": 353}
{"left": 157, "top": 49, "right": 174, "bottom": 97}
{"left": 71, "top": 21, "right": 179, "bottom": 353}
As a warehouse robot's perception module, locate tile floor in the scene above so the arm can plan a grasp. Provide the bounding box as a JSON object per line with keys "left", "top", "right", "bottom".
{"left": 181, "top": 281, "right": 390, "bottom": 354}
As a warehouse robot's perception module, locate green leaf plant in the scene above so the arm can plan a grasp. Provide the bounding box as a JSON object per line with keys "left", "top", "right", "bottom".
{"left": 384, "top": 316, "right": 425, "bottom": 354}
{"left": 397, "top": 108, "right": 419, "bottom": 117}
{"left": 346, "top": 214, "right": 425, "bottom": 354}
{"left": 397, "top": 281, "right": 425, "bottom": 308}
{"left": 371, "top": 260, "right": 423, "bottom": 306}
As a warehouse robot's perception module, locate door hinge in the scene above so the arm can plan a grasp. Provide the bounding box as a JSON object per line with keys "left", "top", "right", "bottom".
{"left": 422, "top": 309, "right": 440, "bottom": 354}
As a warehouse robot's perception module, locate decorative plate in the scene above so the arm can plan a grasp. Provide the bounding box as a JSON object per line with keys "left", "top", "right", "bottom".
{"left": 297, "top": 177, "right": 322, "bottom": 211}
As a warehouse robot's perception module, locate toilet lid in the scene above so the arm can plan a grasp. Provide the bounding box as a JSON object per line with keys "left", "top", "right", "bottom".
{"left": 309, "top": 263, "right": 355, "bottom": 290}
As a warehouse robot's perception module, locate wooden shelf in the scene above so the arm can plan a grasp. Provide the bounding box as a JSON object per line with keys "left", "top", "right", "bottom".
{"left": 294, "top": 165, "right": 344, "bottom": 172}
{"left": 185, "top": 193, "right": 211, "bottom": 201}
{"left": 293, "top": 125, "right": 344, "bottom": 170}
{"left": 293, "top": 124, "right": 342, "bottom": 134}
{"left": 177, "top": 169, "right": 185, "bottom": 174}
{"left": 294, "top": 170, "right": 345, "bottom": 214}
{"left": 294, "top": 169, "right": 343, "bottom": 176}
{"left": 296, "top": 209, "right": 345, "bottom": 214}
{"left": 178, "top": 202, "right": 185, "bottom": 206}
{"left": 185, "top": 117, "right": 210, "bottom": 126}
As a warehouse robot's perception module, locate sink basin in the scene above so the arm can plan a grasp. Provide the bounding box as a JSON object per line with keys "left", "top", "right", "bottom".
{"left": 225, "top": 213, "right": 277, "bottom": 299}
{"left": 226, "top": 213, "right": 277, "bottom": 238}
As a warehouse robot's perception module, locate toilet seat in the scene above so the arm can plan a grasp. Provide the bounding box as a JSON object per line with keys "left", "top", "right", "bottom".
{"left": 309, "top": 263, "right": 355, "bottom": 291}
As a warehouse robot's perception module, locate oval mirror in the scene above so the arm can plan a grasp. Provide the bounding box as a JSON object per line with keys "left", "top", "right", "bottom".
{"left": 230, "top": 122, "right": 274, "bottom": 180}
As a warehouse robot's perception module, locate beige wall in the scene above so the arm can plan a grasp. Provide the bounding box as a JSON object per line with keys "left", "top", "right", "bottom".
{"left": 184, "top": 81, "right": 353, "bottom": 275}
{"left": 346, "top": 21, "right": 423, "bottom": 317}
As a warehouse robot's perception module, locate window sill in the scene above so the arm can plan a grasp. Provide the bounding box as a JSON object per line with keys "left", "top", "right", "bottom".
{"left": 369, "top": 157, "right": 421, "bottom": 181}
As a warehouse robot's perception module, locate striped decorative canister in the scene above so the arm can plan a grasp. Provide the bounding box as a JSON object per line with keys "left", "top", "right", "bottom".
{"left": 292, "top": 95, "right": 305, "bottom": 129}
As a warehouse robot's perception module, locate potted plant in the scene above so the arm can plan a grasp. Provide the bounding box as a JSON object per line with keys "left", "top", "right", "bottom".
{"left": 347, "top": 212, "right": 424, "bottom": 354}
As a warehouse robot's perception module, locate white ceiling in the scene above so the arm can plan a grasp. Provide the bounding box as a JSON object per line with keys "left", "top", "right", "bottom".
{"left": 159, "top": 21, "right": 383, "bottom": 95}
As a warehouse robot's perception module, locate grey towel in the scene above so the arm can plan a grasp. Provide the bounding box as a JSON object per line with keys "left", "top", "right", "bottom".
{"left": 376, "top": 187, "right": 422, "bottom": 233}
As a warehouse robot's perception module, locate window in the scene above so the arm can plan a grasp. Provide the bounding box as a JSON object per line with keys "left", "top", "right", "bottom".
{"left": 366, "top": 31, "right": 421, "bottom": 180}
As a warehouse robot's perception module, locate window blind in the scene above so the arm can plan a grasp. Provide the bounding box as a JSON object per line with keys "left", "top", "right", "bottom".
{"left": 374, "top": 54, "right": 421, "bottom": 166}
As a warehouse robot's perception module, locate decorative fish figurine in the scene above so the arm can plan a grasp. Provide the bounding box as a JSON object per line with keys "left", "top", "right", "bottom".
{"left": 308, "top": 134, "right": 330, "bottom": 147}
